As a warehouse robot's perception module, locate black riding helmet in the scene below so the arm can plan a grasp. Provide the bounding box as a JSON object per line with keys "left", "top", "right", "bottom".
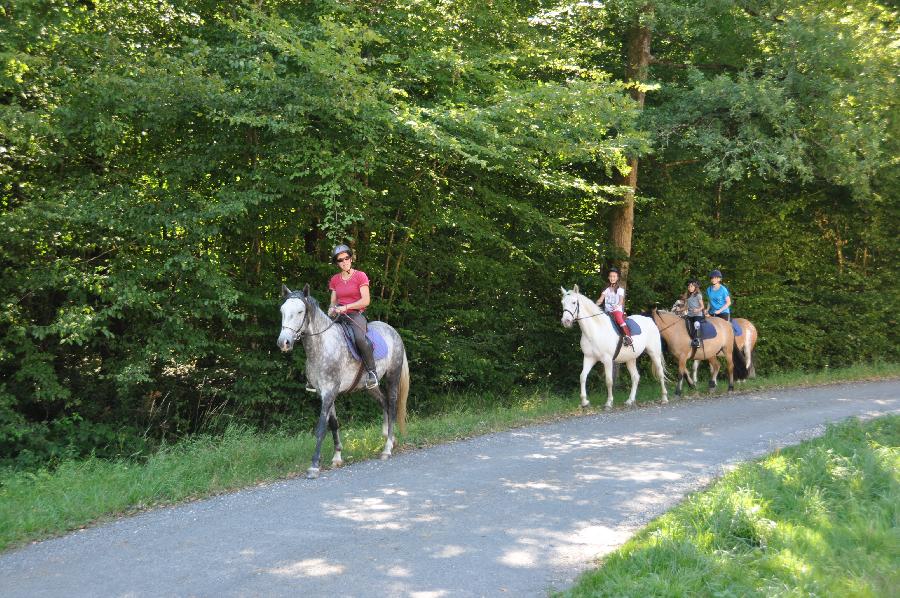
{"left": 608, "top": 267, "right": 620, "bottom": 275}
{"left": 709, "top": 269, "right": 723, "bottom": 278}
{"left": 331, "top": 244, "right": 354, "bottom": 262}
{"left": 687, "top": 278, "right": 700, "bottom": 287}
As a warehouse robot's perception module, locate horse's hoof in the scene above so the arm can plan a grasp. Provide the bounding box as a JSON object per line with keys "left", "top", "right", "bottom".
{"left": 728, "top": 384, "right": 734, "bottom": 392}
{"left": 331, "top": 458, "right": 343, "bottom": 467}
{"left": 625, "top": 401, "right": 636, "bottom": 409}
{"left": 708, "top": 381, "right": 716, "bottom": 389}
{"left": 306, "top": 467, "right": 320, "bottom": 479}
{"left": 661, "top": 397, "right": 669, "bottom": 404}
{"left": 380, "top": 452, "right": 391, "bottom": 461}
{"left": 604, "top": 404, "right": 613, "bottom": 411}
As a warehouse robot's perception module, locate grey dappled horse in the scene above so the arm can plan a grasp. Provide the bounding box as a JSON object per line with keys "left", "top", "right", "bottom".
{"left": 277, "top": 285, "right": 409, "bottom": 479}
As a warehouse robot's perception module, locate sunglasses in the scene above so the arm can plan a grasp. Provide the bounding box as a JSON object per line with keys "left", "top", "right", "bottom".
{"left": 336, "top": 256, "right": 351, "bottom": 263}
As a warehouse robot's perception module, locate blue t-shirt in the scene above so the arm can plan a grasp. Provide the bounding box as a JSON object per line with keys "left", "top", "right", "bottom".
{"left": 706, "top": 284, "right": 731, "bottom": 314}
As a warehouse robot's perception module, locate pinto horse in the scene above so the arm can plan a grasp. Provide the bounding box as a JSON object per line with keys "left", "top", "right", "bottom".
{"left": 652, "top": 308, "right": 747, "bottom": 396}
{"left": 561, "top": 286, "right": 668, "bottom": 409}
{"left": 277, "top": 285, "right": 409, "bottom": 479}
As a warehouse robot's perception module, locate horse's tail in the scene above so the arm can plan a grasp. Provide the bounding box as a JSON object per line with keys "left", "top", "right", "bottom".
{"left": 397, "top": 352, "right": 409, "bottom": 435}
{"left": 731, "top": 340, "right": 748, "bottom": 380}
{"left": 646, "top": 326, "right": 669, "bottom": 383}
{"left": 744, "top": 324, "right": 756, "bottom": 378}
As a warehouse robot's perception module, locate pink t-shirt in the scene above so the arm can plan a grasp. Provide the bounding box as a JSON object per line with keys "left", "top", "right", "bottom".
{"left": 329, "top": 270, "right": 370, "bottom": 313}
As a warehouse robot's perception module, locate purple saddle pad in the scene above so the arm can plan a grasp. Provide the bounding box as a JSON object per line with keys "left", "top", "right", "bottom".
{"left": 699, "top": 320, "right": 718, "bottom": 340}
{"left": 607, "top": 314, "right": 642, "bottom": 336}
{"left": 625, "top": 317, "right": 642, "bottom": 335}
{"left": 731, "top": 321, "right": 743, "bottom": 336}
{"left": 344, "top": 328, "right": 389, "bottom": 361}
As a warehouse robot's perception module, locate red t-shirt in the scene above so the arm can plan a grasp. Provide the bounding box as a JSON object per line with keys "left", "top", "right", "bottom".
{"left": 329, "top": 270, "right": 370, "bottom": 313}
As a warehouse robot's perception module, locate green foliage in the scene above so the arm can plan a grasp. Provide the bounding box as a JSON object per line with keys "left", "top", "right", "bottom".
{"left": 1, "top": 0, "right": 897, "bottom": 465}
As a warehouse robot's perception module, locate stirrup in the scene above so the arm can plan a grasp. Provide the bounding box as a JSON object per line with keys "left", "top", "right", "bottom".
{"left": 623, "top": 336, "right": 633, "bottom": 347}
{"left": 691, "top": 338, "right": 700, "bottom": 348}
{"left": 365, "top": 370, "right": 379, "bottom": 389}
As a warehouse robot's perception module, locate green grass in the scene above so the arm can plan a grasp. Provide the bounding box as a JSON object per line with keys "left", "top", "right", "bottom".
{"left": 1, "top": 362, "right": 897, "bottom": 553}
{"left": 561, "top": 414, "right": 900, "bottom": 597}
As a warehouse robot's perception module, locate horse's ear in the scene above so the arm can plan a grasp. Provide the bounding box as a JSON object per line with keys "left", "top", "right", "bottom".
{"left": 573, "top": 284, "right": 580, "bottom": 295}
{"left": 281, "top": 284, "right": 291, "bottom": 298}
{"left": 560, "top": 286, "right": 567, "bottom": 296}
{"left": 302, "top": 283, "right": 310, "bottom": 297}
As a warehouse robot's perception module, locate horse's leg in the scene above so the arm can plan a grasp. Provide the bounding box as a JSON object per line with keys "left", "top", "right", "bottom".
{"left": 624, "top": 359, "right": 640, "bottom": 407}
{"left": 328, "top": 404, "right": 343, "bottom": 467}
{"left": 602, "top": 358, "right": 615, "bottom": 410}
{"left": 308, "top": 392, "right": 337, "bottom": 479}
{"left": 579, "top": 355, "right": 597, "bottom": 409}
{"left": 690, "top": 359, "right": 700, "bottom": 387}
{"left": 726, "top": 348, "right": 735, "bottom": 392}
{"left": 381, "top": 382, "right": 397, "bottom": 459}
{"left": 675, "top": 355, "right": 688, "bottom": 397}
{"left": 708, "top": 358, "right": 719, "bottom": 389}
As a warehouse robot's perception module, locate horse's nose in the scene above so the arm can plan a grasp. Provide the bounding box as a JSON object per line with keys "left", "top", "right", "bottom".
{"left": 279, "top": 338, "right": 293, "bottom": 352}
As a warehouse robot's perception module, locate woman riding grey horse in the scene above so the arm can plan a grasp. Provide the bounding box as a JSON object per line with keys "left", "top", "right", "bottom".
{"left": 328, "top": 244, "right": 378, "bottom": 389}
{"left": 278, "top": 281, "right": 410, "bottom": 479}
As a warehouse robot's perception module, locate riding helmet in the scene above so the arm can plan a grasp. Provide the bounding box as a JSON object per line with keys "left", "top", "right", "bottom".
{"left": 709, "top": 269, "right": 723, "bottom": 278}
{"left": 687, "top": 278, "right": 700, "bottom": 287}
{"left": 331, "top": 244, "right": 354, "bottom": 262}
{"left": 608, "top": 267, "right": 621, "bottom": 275}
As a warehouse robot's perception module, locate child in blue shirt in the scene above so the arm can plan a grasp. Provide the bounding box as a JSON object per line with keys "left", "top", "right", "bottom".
{"left": 706, "top": 269, "right": 731, "bottom": 321}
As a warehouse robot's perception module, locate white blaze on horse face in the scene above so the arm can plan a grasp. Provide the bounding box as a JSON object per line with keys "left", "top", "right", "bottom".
{"left": 277, "top": 297, "right": 306, "bottom": 351}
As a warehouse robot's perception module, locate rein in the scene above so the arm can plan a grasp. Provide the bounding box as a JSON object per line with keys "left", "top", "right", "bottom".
{"left": 281, "top": 296, "right": 338, "bottom": 340}
{"left": 563, "top": 296, "right": 607, "bottom": 322}
{"left": 652, "top": 310, "right": 685, "bottom": 334}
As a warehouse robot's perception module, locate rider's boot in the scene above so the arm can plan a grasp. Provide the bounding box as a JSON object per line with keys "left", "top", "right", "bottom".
{"left": 360, "top": 342, "right": 379, "bottom": 389}
{"left": 620, "top": 324, "right": 633, "bottom": 347}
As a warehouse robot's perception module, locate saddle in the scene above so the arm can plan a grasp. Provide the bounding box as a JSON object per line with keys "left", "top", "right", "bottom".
{"left": 697, "top": 320, "right": 718, "bottom": 340}
{"left": 605, "top": 314, "right": 643, "bottom": 336}
{"left": 337, "top": 319, "right": 389, "bottom": 361}
{"left": 606, "top": 314, "right": 642, "bottom": 359}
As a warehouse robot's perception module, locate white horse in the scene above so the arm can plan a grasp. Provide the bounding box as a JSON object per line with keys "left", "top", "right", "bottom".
{"left": 560, "top": 286, "right": 668, "bottom": 409}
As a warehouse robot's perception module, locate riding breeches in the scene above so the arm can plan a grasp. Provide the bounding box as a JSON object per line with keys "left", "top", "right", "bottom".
{"left": 342, "top": 312, "right": 376, "bottom": 372}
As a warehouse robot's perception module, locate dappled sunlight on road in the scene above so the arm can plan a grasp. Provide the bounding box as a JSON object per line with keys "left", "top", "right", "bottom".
{"left": 266, "top": 558, "right": 345, "bottom": 578}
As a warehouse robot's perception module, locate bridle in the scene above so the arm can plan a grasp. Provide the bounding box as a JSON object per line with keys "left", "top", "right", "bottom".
{"left": 562, "top": 294, "right": 606, "bottom": 323}
{"left": 281, "top": 295, "right": 337, "bottom": 341}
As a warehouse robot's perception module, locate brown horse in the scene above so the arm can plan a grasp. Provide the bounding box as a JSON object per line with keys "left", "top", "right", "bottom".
{"left": 672, "top": 299, "right": 758, "bottom": 381}
{"left": 652, "top": 309, "right": 748, "bottom": 396}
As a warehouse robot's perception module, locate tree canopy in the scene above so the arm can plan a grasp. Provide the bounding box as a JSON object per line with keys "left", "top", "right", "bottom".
{"left": 1, "top": 0, "right": 897, "bottom": 465}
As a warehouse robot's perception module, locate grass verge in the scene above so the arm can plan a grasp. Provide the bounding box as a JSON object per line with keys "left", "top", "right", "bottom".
{"left": 560, "top": 414, "right": 900, "bottom": 597}
{"left": 1, "top": 362, "right": 897, "bottom": 553}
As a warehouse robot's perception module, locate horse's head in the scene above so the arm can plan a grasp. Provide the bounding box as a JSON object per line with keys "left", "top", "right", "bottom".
{"left": 277, "top": 284, "right": 311, "bottom": 352}
{"left": 560, "top": 285, "right": 581, "bottom": 328}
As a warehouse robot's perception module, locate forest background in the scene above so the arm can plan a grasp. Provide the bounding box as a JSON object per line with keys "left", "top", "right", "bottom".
{"left": 1, "top": 0, "right": 897, "bottom": 467}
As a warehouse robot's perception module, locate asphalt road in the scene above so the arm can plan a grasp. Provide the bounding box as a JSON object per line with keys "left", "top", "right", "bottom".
{"left": 1, "top": 380, "right": 897, "bottom": 597}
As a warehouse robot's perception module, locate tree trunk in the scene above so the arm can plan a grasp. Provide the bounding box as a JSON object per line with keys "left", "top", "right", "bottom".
{"left": 610, "top": 5, "right": 652, "bottom": 285}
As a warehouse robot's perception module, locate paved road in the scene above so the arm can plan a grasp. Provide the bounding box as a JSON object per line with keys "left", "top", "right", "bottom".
{"left": 1, "top": 381, "right": 897, "bottom": 597}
